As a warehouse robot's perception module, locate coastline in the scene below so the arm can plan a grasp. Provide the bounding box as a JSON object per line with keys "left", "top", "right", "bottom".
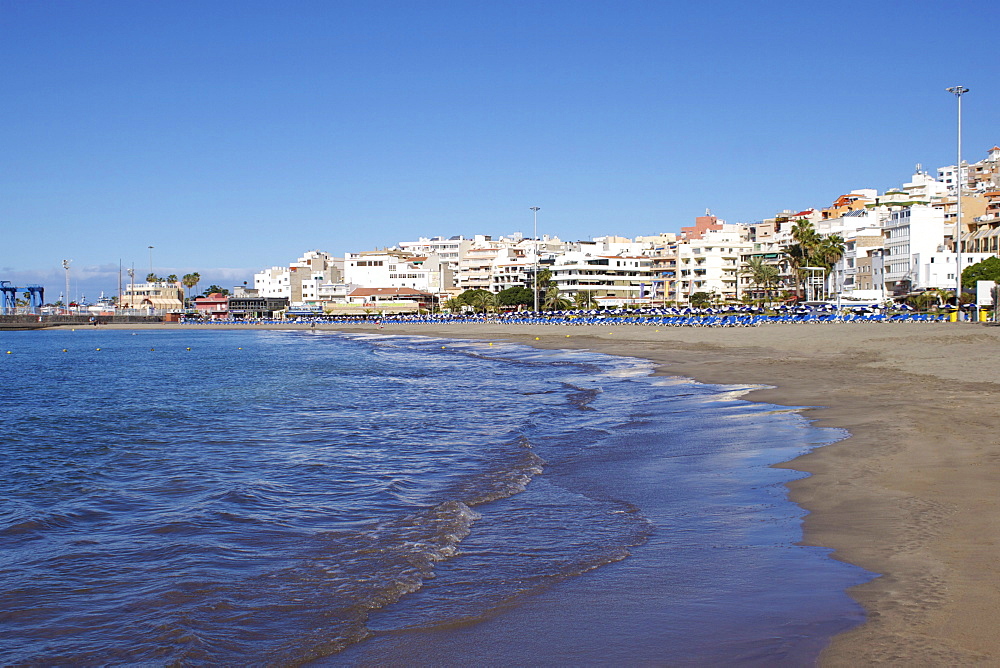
{"left": 77, "top": 321, "right": 1000, "bottom": 663}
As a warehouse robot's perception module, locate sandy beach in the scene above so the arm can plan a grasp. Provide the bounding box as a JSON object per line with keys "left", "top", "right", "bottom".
{"left": 93, "top": 320, "right": 1000, "bottom": 663}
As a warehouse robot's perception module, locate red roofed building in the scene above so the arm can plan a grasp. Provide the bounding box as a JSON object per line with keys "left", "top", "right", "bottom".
{"left": 346, "top": 287, "right": 433, "bottom": 312}
{"left": 193, "top": 293, "right": 229, "bottom": 319}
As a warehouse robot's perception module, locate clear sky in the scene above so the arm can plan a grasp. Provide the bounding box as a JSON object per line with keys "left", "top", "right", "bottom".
{"left": 2, "top": 0, "right": 997, "bottom": 300}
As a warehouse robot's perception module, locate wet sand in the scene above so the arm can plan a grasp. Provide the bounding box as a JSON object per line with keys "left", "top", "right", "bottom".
{"left": 95, "top": 320, "right": 1000, "bottom": 664}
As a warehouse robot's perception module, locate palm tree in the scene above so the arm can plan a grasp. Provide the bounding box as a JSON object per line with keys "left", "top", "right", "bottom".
{"left": 785, "top": 219, "right": 820, "bottom": 300}
{"left": 912, "top": 291, "right": 937, "bottom": 312}
{"left": 783, "top": 220, "right": 846, "bottom": 301}
{"left": 182, "top": 273, "right": 201, "bottom": 303}
{"left": 742, "top": 257, "right": 781, "bottom": 306}
{"left": 929, "top": 288, "right": 953, "bottom": 307}
{"left": 167, "top": 274, "right": 178, "bottom": 284}
{"left": 542, "top": 286, "right": 571, "bottom": 311}
{"left": 814, "top": 234, "right": 846, "bottom": 298}
{"left": 469, "top": 290, "right": 500, "bottom": 313}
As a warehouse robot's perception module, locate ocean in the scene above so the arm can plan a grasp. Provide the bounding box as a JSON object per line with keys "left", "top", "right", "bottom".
{"left": 0, "top": 328, "right": 871, "bottom": 665}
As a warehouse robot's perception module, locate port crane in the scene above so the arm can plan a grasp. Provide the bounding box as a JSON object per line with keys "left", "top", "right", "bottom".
{"left": 0, "top": 281, "right": 45, "bottom": 315}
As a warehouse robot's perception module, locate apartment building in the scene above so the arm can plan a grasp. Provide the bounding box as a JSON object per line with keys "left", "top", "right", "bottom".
{"left": 549, "top": 251, "right": 654, "bottom": 305}
{"left": 396, "top": 236, "right": 472, "bottom": 287}
{"left": 344, "top": 250, "right": 451, "bottom": 294}
{"left": 254, "top": 250, "right": 343, "bottom": 302}
{"left": 967, "top": 190, "right": 1000, "bottom": 254}
{"left": 938, "top": 146, "right": 1000, "bottom": 195}
{"left": 675, "top": 225, "right": 751, "bottom": 304}
{"left": 119, "top": 281, "right": 185, "bottom": 311}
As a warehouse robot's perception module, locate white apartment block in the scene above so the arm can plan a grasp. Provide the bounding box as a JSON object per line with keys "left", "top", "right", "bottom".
{"left": 254, "top": 250, "right": 343, "bottom": 302}
{"left": 938, "top": 146, "right": 1000, "bottom": 195}
{"left": 882, "top": 205, "right": 943, "bottom": 293}
{"left": 396, "top": 236, "right": 473, "bottom": 287}
{"left": 456, "top": 234, "right": 566, "bottom": 293}
{"left": 343, "top": 250, "right": 452, "bottom": 294}
{"left": 874, "top": 203, "right": 989, "bottom": 295}
{"left": 549, "top": 251, "right": 655, "bottom": 304}
{"left": 675, "top": 226, "right": 751, "bottom": 303}
{"left": 837, "top": 227, "right": 885, "bottom": 301}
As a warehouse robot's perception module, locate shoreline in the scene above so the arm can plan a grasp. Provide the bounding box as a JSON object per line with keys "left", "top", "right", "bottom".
{"left": 51, "top": 321, "right": 1000, "bottom": 663}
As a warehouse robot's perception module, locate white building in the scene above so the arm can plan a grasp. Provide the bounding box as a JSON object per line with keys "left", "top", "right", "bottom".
{"left": 396, "top": 236, "right": 473, "bottom": 288}
{"left": 882, "top": 205, "right": 945, "bottom": 294}
{"left": 675, "top": 225, "right": 751, "bottom": 303}
{"left": 549, "top": 251, "right": 655, "bottom": 306}
{"left": 343, "top": 250, "right": 452, "bottom": 294}
{"left": 455, "top": 234, "right": 566, "bottom": 293}
{"left": 878, "top": 204, "right": 988, "bottom": 295}
{"left": 837, "top": 225, "right": 886, "bottom": 301}
{"left": 253, "top": 250, "right": 343, "bottom": 303}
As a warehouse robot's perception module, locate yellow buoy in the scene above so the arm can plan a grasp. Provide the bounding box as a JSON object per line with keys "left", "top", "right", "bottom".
{"left": 186, "top": 347, "right": 191, "bottom": 351}
{"left": 62, "top": 349, "right": 67, "bottom": 352}
{"left": 5, "top": 351, "right": 10, "bottom": 355}
{"left": 150, "top": 348, "right": 155, "bottom": 352}
{"left": 96, "top": 348, "right": 101, "bottom": 351}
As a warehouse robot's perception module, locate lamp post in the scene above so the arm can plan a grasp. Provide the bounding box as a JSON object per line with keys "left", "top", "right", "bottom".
{"left": 62, "top": 259, "right": 71, "bottom": 313}
{"left": 947, "top": 85, "right": 969, "bottom": 316}
{"left": 127, "top": 266, "right": 135, "bottom": 313}
{"left": 530, "top": 206, "right": 541, "bottom": 311}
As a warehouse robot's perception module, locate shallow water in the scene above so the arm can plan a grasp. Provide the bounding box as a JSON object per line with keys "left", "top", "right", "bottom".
{"left": 0, "top": 329, "right": 871, "bottom": 664}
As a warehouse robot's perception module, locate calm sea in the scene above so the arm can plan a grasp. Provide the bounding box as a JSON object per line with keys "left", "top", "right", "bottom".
{"left": 0, "top": 329, "right": 871, "bottom": 665}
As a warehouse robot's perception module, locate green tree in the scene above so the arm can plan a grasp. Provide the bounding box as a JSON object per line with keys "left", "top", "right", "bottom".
{"left": 573, "top": 291, "right": 593, "bottom": 309}
{"left": 201, "top": 285, "right": 230, "bottom": 296}
{"left": 542, "top": 286, "right": 571, "bottom": 310}
{"left": 782, "top": 220, "right": 845, "bottom": 300}
{"left": 689, "top": 291, "right": 712, "bottom": 308}
{"left": 535, "top": 268, "right": 553, "bottom": 290}
{"left": 930, "top": 287, "right": 954, "bottom": 307}
{"left": 498, "top": 286, "right": 533, "bottom": 308}
{"left": 815, "top": 234, "right": 846, "bottom": 271}
{"left": 166, "top": 274, "right": 179, "bottom": 283}
{"left": 456, "top": 289, "right": 492, "bottom": 312}
{"left": 742, "top": 257, "right": 781, "bottom": 305}
{"left": 468, "top": 290, "right": 499, "bottom": 313}
{"left": 962, "top": 256, "right": 1000, "bottom": 289}
{"left": 182, "top": 273, "right": 201, "bottom": 301}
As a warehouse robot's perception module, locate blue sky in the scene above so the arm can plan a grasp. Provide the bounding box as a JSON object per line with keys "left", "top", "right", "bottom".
{"left": 1, "top": 0, "right": 997, "bottom": 300}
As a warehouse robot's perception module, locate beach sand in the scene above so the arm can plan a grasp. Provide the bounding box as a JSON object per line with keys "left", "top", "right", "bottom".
{"left": 96, "top": 320, "right": 1000, "bottom": 664}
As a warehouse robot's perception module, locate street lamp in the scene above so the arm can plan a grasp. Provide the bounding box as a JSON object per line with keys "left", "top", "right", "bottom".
{"left": 530, "top": 206, "right": 541, "bottom": 311}
{"left": 62, "top": 259, "right": 71, "bottom": 313}
{"left": 947, "top": 85, "right": 969, "bottom": 317}
{"left": 127, "top": 266, "right": 135, "bottom": 312}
